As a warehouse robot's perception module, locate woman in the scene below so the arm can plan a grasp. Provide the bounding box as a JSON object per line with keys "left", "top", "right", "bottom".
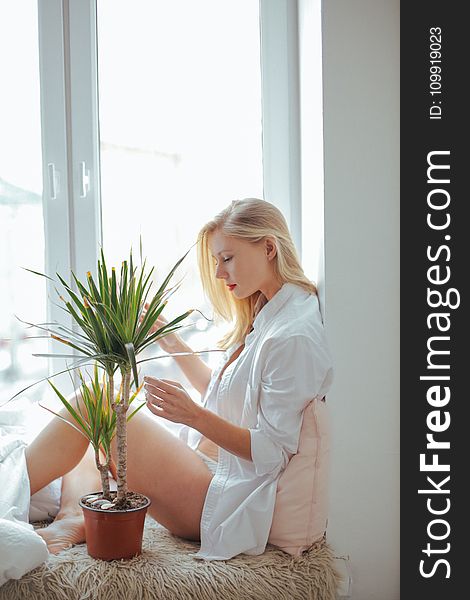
{"left": 25, "top": 198, "right": 333, "bottom": 559}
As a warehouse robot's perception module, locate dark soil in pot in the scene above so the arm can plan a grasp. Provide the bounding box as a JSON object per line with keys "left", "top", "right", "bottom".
{"left": 81, "top": 491, "right": 149, "bottom": 511}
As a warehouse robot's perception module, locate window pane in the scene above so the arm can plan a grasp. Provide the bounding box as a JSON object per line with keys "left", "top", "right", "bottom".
{"left": 0, "top": 2, "right": 48, "bottom": 405}
{"left": 97, "top": 0, "right": 263, "bottom": 388}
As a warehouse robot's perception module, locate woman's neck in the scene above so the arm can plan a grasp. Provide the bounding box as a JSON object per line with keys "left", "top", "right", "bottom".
{"left": 261, "top": 281, "right": 282, "bottom": 301}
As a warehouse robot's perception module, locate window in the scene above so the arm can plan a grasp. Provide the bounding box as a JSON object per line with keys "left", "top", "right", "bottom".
{"left": 0, "top": 1, "right": 48, "bottom": 402}
{"left": 2, "top": 1, "right": 321, "bottom": 404}
{"left": 96, "top": 0, "right": 263, "bottom": 381}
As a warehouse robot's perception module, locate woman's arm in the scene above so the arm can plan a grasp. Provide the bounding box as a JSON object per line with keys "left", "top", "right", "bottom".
{"left": 192, "top": 408, "right": 251, "bottom": 461}
{"left": 163, "top": 335, "right": 212, "bottom": 396}
{"left": 144, "top": 377, "right": 251, "bottom": 461}
{"left": 142, "top": 306, "right": 212, "bottom": 395}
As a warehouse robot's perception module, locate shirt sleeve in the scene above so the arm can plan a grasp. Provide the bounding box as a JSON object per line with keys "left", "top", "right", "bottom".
{"left": 249, "top": 334, "right": 333, "bottom": 477}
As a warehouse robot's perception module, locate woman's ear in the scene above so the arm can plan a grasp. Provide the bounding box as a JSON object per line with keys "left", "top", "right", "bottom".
{"left": 265, "top": 237, "right": 277, "bottom": 261}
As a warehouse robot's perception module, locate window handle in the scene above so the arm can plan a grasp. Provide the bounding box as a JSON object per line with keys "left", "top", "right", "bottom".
{"left": 47, "top": 163, "right": 59, "bottom": 200}
{"left": 79, "top": 161, "right": 90, "bottom": 198}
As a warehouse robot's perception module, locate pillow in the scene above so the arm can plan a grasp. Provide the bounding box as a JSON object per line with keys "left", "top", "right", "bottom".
{"left": 0, "top": 436, "right": 49, "bottom": 586}
{"left": 268, "top": 398, "right": 330, "bottom": 556}
{"left": 0, "top": 519, "right": 48, "bottom": 587}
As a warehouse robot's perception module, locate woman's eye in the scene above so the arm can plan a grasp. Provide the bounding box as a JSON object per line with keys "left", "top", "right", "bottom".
{"left": 223, "top": 257, "right": 232, "bottom": 263}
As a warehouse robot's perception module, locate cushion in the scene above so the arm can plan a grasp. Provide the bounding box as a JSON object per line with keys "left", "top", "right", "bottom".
{"left": 0, "top": 436, "right": 49, "bottom": 587}
{"left": 0, "top": 519, "right": 48, "bottom": 588}
{"left": 268, "top": 398, "right": 330, "bottom": 555}
{"left": 0, "top": 517, "right": 340, "bottom": 600}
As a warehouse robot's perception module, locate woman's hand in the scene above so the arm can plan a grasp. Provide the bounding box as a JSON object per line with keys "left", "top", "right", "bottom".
{"left": 144, "top": 376, "right": 252, "bottom": 461}
{"left": 144, "top": 376, "right": 202, "bottom": 427}
{"left": 141, "top": 303, "right": 182, "bottom": 352}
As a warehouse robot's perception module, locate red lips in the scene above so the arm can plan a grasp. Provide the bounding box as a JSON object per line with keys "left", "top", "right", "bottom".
{"left": 227, "top": 284, "right": 237, "bottom": 291}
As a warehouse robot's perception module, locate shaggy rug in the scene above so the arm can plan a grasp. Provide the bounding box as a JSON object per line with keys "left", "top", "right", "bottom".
{"left": 0, "top": 517, "right": 340, "bottom": 600}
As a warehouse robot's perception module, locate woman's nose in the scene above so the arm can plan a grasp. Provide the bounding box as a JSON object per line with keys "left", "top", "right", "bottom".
{"left": 215, "top": 264, "right": 227, "bottom": 279}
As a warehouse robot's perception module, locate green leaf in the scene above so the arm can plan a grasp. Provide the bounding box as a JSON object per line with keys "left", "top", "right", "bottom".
{"left": 135, "top": 347, "right": 223, "bottom": 366}
{"left": 6, "top": 357, "right": 99, "bottom": 403}
{"left": 86, "top": 271, "right": 103, "bottom": 305}
{"left": 71, "top": 272, "right": 92, "bottom": 302}
{"left": 125, "top": 342, "right": 139, "bottom": 388}
{"left": 38, "top": 402, "right": 93, "bottom": 442}
{"left": 110, "top": 268, "right": 118, "bottom": 310}
{"left": 48, "top": 380, "right": 92, "bottom": 439}
{"left": 21, "top": 267, "right": 55, "bottom": 281}
{"left": 134, "top": 298, "right": 166, "bottom": 347}
{"left": 127, "top": 401, "right": 146, "bottom": 421}
{"left": 154, "top": 248, "right": 191, "bottom": 300}
{"left": 16, "top": 244, "right": 195, "bottom": 410}
{"left": 99, "top": 249, "right": 110, "bottom": 306}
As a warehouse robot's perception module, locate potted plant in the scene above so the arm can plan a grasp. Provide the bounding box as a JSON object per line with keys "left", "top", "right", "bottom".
{"left": 23, "top": 247, "right": 193, "bottom": 560}
{"left": 45, "top": 364, "right": 148, "bottom": 560}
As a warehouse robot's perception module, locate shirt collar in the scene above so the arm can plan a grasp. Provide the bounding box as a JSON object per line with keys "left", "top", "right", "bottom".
{"left": 251, "top": 282, "right": 303, "bottom": 334}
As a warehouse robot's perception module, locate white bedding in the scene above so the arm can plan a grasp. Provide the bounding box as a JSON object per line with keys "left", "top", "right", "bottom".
{"left": 0, "top": 396, "right": 62, "bottom": 587}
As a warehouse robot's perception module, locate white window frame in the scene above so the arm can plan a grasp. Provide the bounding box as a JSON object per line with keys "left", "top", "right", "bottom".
{"left": 37, "top": 0, "right": 72, "bottom": 321}
{"left": 298, "top": 0, "right": 325, "bottom": 295}
{"left": 38, "top": 0, "right": 101, "bottom": 287}
{"left": 67, "top": 0, "right": 102, "bottom": 280}
{"left": 37, "top": 0, "right": 321, "bottom": 316}
{"left": 260, "top": 0, "right": 302, "bottom": 252}
{"left": 37, "top": 0, "right": 74, "bottom": 384}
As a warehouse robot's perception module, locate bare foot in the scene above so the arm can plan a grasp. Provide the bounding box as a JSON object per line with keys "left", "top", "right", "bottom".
{"left": 36, "top": 514, "right": 86, "bottom": 554}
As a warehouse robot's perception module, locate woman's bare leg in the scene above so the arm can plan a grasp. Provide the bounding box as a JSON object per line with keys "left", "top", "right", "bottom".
{"left": 25, "top": 407, "right": 90, "bottom": 496}
{"left": 55, "top": 445, "right": 102, "bottom": 518}
{"left": 110, "top": 411, "right": 214, "bottom": 541}
{"left": 25, "top": 408, "right": 101, "bottom": 553}
{"left": 34, "top": 446, "right": 102, "bottom": 554}
{"left": 26, "top": 403, "right": 214, "bottom": 549}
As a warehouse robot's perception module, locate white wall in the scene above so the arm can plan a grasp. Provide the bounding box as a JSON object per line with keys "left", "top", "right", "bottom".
{"left": 321, "top": 1, "right": 400, "bottom": 598}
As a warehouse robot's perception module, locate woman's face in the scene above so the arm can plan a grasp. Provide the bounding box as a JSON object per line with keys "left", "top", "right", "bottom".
{"left": 209, "top": 229, "right": 280, "bottom": 300}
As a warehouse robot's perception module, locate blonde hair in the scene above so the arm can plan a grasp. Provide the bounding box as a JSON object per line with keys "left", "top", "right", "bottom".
{"left": 197, "top": 198, "right": 317, "bottom": 349}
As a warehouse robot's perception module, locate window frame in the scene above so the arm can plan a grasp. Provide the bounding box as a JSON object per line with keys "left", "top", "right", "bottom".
{"left": 37, "top": 0, "right": 311, "bottom": 311}
{"left": 37, "top": 0, "right": 72, "bottom": 321}
{"left": 260, "top": 0, "right": 302, "bottom": 251}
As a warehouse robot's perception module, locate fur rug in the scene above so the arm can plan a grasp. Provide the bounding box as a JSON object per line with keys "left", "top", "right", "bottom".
{"left": 0, "top": 517, "right": 340, "bottom": 600}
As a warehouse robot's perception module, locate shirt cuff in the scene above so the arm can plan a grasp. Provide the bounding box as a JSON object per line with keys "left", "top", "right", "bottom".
{"left": 249, "top": 428, "right": 289, "bottom": 477}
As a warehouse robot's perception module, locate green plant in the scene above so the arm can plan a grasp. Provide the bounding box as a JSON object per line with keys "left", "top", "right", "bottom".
{"left": 25, "top": 246, "right": 193, "bottom": 506}
{"left": 43, "top": 364, "right": 145, "bottom": 500}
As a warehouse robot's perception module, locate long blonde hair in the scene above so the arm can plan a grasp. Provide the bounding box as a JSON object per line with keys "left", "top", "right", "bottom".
{"left": 197, "top": 198, "right": 317, "bottom": 349}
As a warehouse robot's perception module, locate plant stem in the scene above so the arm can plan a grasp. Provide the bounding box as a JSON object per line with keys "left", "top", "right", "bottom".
{"left": 109, "top": 372, "right": 114, "bottom": 408}
{"left": 94, "top": 448, "right": 111, "bottom": 500}
{"left": 116, "top": 369, "right": 130, "bottom": 501}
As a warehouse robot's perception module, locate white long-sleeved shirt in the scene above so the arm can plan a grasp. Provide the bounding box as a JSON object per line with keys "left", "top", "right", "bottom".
{"left": 179, "top": 282, "right": 334, "bottom": 560}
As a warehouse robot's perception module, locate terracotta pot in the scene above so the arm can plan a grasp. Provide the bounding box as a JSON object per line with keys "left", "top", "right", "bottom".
{"left": 79, "top": 493, "right": 151, "bottom": 561}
